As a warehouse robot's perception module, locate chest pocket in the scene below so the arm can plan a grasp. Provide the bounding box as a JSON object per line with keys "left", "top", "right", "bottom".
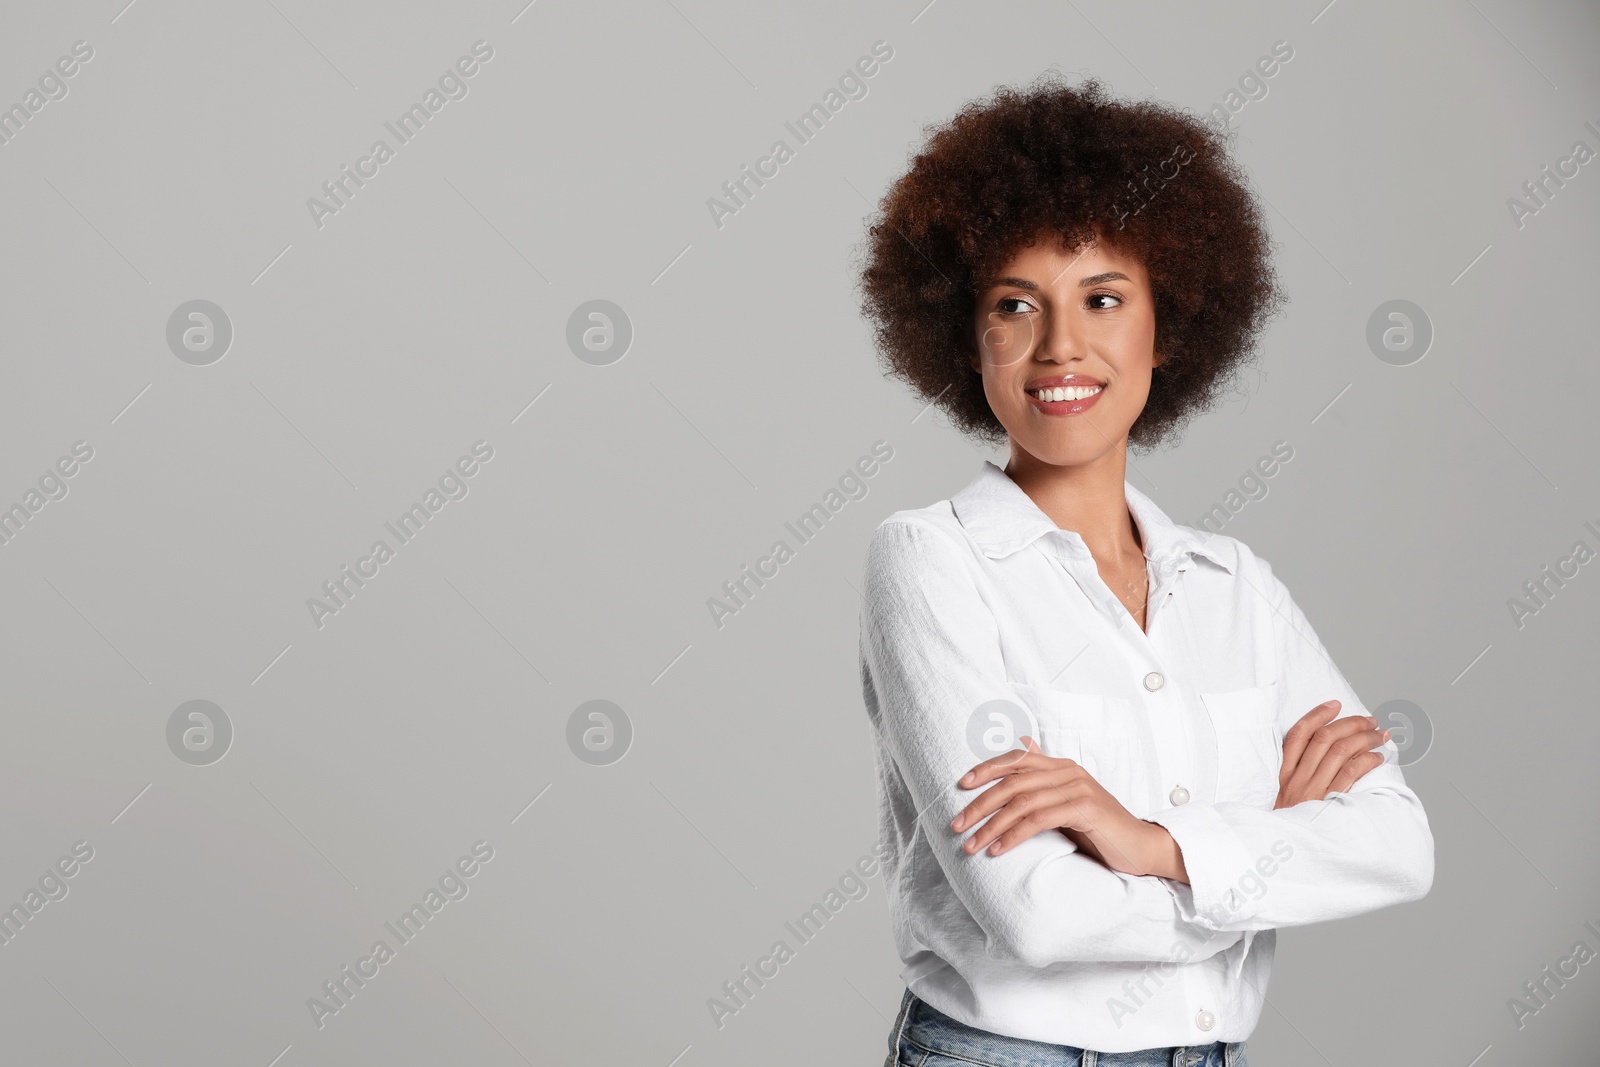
{"left": 1003, "top": 682, "right": 1152, "bottom": 819}
{"left": 1199, "top": 682, "right": 1282, "bottom": 809}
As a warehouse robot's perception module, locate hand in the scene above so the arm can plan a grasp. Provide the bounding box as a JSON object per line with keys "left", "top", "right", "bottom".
{"left": 950, "top": 737, "right": 1177, "bottom": 878}
{"left": 1276, "top": 700, "right": 1390, "bottom": 809}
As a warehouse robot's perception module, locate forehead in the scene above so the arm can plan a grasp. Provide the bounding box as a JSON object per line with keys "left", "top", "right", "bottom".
{"left": 984, "top": 233, "right": 1147, "bottom": 287}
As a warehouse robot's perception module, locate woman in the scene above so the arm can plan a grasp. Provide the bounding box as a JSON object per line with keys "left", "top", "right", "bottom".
{"left": 854, "top": 75, "right": 1435, "bottom": 1066}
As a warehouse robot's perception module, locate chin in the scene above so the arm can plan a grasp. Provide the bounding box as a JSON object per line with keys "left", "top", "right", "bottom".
{"left": 1013, "top": 433, "right": 1117, "bottom": 469}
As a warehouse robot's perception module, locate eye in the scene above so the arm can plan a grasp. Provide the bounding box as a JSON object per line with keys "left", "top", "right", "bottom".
{"left": 1087, "top": 292, "right": 1124, "bottom": 310}
{"left": 996, "top": 297, "right": 1035, "bottom": 315}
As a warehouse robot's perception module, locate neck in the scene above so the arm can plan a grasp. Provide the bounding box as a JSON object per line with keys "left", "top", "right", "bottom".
{"left": 1002, "top": 438, "right": 1143, "bottom": 564}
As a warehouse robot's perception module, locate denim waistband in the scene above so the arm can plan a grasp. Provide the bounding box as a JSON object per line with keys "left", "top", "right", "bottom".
{"left": 887, "top": 988, "right": 1243, "bottom": 1067}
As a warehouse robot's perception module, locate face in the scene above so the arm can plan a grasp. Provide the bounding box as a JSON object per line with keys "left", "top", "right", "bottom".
{"left": 969, "top": 229, "right": 1161, "bottom": 469}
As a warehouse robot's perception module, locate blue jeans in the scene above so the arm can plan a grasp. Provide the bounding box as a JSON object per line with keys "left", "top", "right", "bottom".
{"left": 886, "top": 988, "right": 1248, "bottom": 1067}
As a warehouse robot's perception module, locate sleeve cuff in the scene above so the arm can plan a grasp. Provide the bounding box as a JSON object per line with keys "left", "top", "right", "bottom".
{"left": 1148, "top": 802, "right": 1261, "bottom": 930}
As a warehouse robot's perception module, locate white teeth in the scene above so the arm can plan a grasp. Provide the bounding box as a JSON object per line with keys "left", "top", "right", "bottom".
{"left": 1031, "top": 385, "right": 1102, "bottom": 402}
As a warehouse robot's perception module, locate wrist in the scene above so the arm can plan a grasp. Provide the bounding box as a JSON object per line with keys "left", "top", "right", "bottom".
{"left": 1137, "top": 820, "right": 1189, "bottom": 882}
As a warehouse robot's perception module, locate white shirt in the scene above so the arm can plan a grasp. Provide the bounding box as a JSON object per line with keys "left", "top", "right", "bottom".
{"left": 858, "top": 460, "right": 1434, "bottom": 1052}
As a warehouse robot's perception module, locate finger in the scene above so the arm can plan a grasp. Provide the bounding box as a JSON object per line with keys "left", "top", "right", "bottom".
{"left": 952, "top": 771, "right": 1032, "bottom": 832}
{"left": 1288, "top": 723, "right": 1356, "bottom": 798}
{"left": 953, "top": 741, "right": 1080, "bottom": 827}
{"left": 960, "top": 745, "right": 1044, "bottom": 789}
{"left": 1284, "top": 711, "right": 1380, "bottom": 797}
{"left": 1305, "top": 723, "right": 1395, "bottom": 796}
{"left": 965, "top": 774, "right": 1083, "bottom": 852}
{"left": 963, "top": 787, "right": 1046, "bottom": 853}
{"left": 1328, "top": 749, "right": 1387, "bottom": 794}
{"left": 987, "top": 802, "right": 1084, "bottom": 856}
{"left": 1280, "top": 700, "right": 1341, "bottom": 777}
{"left": 1330, "top": 750, "right": 1385, "bottom": 793}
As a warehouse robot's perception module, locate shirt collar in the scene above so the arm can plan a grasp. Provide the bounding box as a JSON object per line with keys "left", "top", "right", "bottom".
{"left": 949, "top": 460, "right": 1236, "bottom": 574}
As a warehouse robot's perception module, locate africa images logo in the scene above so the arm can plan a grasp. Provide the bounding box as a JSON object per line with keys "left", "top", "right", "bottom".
{"left": 305, "top": 41, "right": 495, "bottom": 230}
{"left": 306, "top": 441, "right": 495, "bottom": 629}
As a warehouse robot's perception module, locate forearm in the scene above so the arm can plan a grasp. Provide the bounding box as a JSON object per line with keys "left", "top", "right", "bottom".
{"left": 934, "top": 824, "right": 1238, "bottom": 966}
{"left": 1138, "top": 821, "right": 1189, "bottom": 884}
{"left": 1149, "top": 775, "right": 1435, "bottom": 932}
{"left": 1061, "top": 821, "right": 1190, "bottom": 884}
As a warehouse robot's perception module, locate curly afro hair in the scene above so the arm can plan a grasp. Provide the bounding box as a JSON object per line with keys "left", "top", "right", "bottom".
{"left": 854, "top": 72, "right": 1286, "bottom": 451}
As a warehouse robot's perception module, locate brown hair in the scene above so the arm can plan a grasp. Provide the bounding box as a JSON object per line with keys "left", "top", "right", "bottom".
{"left": 854, "top": 72, "right": 1286, "bottom": 450}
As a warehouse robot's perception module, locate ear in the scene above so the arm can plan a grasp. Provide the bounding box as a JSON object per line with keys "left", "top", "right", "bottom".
{"left": 1151, "top": 349, "right": 1166, "bottom": 369}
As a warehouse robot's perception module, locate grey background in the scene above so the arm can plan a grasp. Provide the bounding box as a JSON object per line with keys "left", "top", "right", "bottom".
{"left": 1, "top": 0, "right": 1596, "bottom": 1063}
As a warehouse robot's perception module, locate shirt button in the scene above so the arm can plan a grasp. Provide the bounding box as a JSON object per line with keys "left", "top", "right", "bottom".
{"left": 1170, "top": 785, "right": 1190, "bottom": 805}
{"left": 1196, "top": 1009, "right": 1216, "bottom": 1031}
{"left": 1143, "top": 671, "right": 1165, "bottom": 692}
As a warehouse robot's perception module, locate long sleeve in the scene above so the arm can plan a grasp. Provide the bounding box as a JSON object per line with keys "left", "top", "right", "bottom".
{"left": 861, "top": 518, "right": 1242, "bottom": 968}
{"left": 1148, "top": 551, "right": 1436, "bottom": 931}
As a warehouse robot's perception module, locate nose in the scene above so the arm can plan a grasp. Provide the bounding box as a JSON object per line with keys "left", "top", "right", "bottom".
{"left": 1035, "top": 305, "right": 1086, "bottom": 366}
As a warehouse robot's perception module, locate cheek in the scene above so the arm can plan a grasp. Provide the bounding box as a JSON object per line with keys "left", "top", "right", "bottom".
{"left": 978, "top": 372, "right": 1032, "bottom": 439}
{"left": 1122, "top": 385, "right": 1153, "bottom": 427}
{"left": 979, "top": 370, "right": 1014, "bottom": 418}
{"left": 1107, "top": 372, "right": 1151, "bottom": 424}
{"left": 973, "top": 310, "right": 1037, "bottom": 371}
{"left": 977, "top": 333, "right": 1025, "bottom": 372}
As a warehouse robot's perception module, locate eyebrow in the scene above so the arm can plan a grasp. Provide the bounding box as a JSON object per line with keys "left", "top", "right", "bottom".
{"left": 985, "top": 271, "right": 1131, "bottom": 290}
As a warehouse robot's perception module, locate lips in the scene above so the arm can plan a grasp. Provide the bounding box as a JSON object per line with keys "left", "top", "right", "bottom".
{"left": 1025, "top": 375, "right": 1104, "bottom": 415}
{"left": 1024, "top": 373, "right": 1105, "bottom": 391}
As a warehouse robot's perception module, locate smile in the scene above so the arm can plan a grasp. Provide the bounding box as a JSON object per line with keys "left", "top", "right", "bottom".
{"left": 1025, "top": 383, "right": 1104, "bottom": 415}
{"left": 1026, "top": 385, "right": 1102, "bottom": 402}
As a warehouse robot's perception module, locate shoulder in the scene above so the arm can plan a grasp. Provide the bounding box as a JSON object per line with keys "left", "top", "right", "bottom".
{"left": 862, "top": 500, "right": 981, "bottom": 585}
{"left": 1183, "top": 525, "right": 1292, "bottom": 608}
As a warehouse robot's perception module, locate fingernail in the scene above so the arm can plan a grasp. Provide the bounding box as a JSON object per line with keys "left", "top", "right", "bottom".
{"left": 1382, "top": 729, "right": 1392, "bottom": 740}
{"left": 961, "top": 771, "right": 975, "bottom": 784}
{"left": 951, "top": 816, "right": 963, "bottom": 830}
